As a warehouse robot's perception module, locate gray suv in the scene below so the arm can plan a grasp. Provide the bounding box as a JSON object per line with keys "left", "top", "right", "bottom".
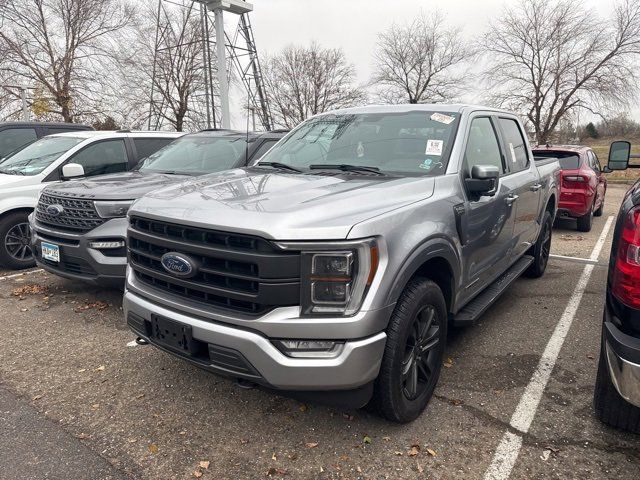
{"left": 31, "top": 130, "right": 286, "bottom": 287}
{"left": 124, "top": 105, "right": 560, "bottom": 422}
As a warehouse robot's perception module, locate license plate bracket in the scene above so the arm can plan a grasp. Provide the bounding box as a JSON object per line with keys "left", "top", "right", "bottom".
{"left": 41, "top": 242, "right": 60, "bottom": 262}
{"left": 150, "top": 315, "right": 197, "bottom": 355}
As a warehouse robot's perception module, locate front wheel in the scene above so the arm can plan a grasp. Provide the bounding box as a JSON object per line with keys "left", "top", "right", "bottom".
{"left": 0, "top": 212, "right": 35, "bottom": 270}
{"left": 525, "top": 210, "right": 552, "bottom": 278}
{"left": 373, "top": 278, "right": 447, "bottom": 423}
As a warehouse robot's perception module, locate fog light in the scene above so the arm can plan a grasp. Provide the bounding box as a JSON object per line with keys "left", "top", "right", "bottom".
{"left": 274, "top": 340, "right": 343, "bottom": 358}
{"left": 89, "top": 240, "right": 125, "bottom": 249}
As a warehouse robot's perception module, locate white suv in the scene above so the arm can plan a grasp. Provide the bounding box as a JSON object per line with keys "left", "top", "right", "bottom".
{"left": 0, "top": 130, "right": 183, "bottom": 269}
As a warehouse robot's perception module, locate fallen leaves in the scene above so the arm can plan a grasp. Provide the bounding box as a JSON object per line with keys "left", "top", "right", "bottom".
{"left": 426, "top": 448, "right": 437, "bottom": 457}
{"left": 148, "top": 444, "right": 159, "bottom": 454}
{"left": 95, "top": 365, "right": 105, "bottom": 372}
{"left": 408, "top": 444, "right": 420, "bottom": 457}
{"left": 12, "top": 284, "right": 49, "bottom": 296}
{"left": 75, "top": 301, "right": 109, "bottom": 313}
{"left": 199, "top": 461, "right": 210, "bottom": 469}
{"left": 266, "top": 467, "right": 288, "bottom": 476}
{"left": 193, "top": 460, "right": 210, "bottom": 477}
{"left": 443, "top": 357, "right": 454, "bottom": 368}
{"left": 363, "top": 436, "right": 372, "bottom": 444}
{"left": 305, "top": 442, "right": 318, "bottom": 449}
{"left": 74, "top": 433, "right": 89, "bottom": 440}
{"left": 31, "top": 394, "right": 43, "bottom": 401}
{"left": 298, "top": 404, "right": 308, "bottom": 412}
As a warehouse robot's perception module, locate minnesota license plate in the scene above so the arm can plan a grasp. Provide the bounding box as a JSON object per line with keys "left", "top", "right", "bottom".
{"left": 41, "top": 242, "right": 60, "bottom": 262}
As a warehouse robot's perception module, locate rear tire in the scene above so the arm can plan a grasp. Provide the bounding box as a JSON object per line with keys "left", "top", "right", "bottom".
{"left": 577, "top": 202, "right": 594, "bottom": 232}
{"left": 594, "top": 198, "right": 604, "bottom": 217}
{"left": 525, "top": 210, "right": 552, "bottom": 278}
{"left": 0, "top": 212, "right": 35, "bottom": 270}
{"left": 594, "top": 342, "right": 640, "bottom": 434}
{"left": 373, "top": 278, "right": 447, "bottom": 423}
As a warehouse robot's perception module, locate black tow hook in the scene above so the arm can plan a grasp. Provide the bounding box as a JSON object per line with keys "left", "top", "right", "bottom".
{"left": 135, "top": 337, "right": 149, "bottom": 346}
{"left": 236, "top": 378, "right": 256, "bottom": 390}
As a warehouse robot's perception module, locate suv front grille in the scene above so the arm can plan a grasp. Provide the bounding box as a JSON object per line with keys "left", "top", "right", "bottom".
{"left": 128, "top": 216, "right": 300, "bottom": 316}
{"left": 36, "top": 192, "right": 105, "bottom": 233}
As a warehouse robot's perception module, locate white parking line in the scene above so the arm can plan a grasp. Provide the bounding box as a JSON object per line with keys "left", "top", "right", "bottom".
{"left": 483, "top": 215, "right": 615, "bottom": 480}
{"left": 549, "top": 254, "right": 607, "bottom": 266}
{"left": 0, "top": 268, "right": 44, "bottom": 281}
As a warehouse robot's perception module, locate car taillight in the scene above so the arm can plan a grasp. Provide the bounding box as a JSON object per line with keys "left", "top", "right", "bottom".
{"left": 612, "top": 206, "right": 640, "bottom": 308}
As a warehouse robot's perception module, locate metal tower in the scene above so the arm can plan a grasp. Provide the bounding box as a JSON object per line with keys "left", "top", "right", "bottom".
{"left": 148, "top": 0, "right": 272, "bottom": 131}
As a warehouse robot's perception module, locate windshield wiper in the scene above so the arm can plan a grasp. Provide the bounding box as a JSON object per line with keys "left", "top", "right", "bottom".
{"left": 309, "top": 164, "right": 385, "bottom": 176}
{"left": 0, "top": 168, "right": 24, "bottom": 175}
{"left": 256, "top": 162, "right": 303, "bottom": 173}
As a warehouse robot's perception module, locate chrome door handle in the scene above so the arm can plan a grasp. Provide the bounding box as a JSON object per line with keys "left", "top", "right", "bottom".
{"left": 530, "top": 183, "right": 542, "bottom": 191}
{"left": 505, "top": 194, "right": 519, "bottom": 206}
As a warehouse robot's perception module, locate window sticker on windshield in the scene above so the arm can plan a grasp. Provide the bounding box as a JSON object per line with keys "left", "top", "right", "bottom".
{"left": 425, "top": 139, "right": 444, "bottom": 156}
{"left": 509, "top": 142, "right": 517, "bottom": 163}
{"left": 430, "top": 113, "right": 455, "bottom": 125}
{"left": 356, "top": 141, "right": 365, "bottom": 157}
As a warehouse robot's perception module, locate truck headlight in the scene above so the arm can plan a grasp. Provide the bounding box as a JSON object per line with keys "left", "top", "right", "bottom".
{"left": 277, "top": 238, "right": 379, "bottom": 316}
{"left": 94, "top": 200, "right": 135, "bottom": 219}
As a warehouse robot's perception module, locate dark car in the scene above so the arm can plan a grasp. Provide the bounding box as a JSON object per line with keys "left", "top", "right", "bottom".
{"left": 31, "top": 129, "right": 287, "bottom": 287}
{"left": 533, "top": 145, "right": 607, "bottom": 232}
{"left": 593, "top": 140, "right": 640, "bottom": 433}
{"left": 0, "top": 121, "right": 93, "bottom": 159}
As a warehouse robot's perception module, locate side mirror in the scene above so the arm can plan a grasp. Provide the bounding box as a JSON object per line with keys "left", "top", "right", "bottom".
{"left": 61, "top": 163, "right": 85, "bottom": 179}
{"left": 465, "top": 164, "right": 499, "bottom": 197}
{"left": 607, "top": 141, "right": 631, "bottom": 171}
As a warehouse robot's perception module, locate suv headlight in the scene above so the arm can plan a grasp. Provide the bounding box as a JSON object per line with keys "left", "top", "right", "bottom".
{"left": 277, "top": 238, "right": 379, "bottom": 316}
{"left": 94, "top": 200, "right": 135, "bottom": 219}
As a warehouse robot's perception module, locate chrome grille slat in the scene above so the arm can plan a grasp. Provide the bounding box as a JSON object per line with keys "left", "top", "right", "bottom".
{"left": 36, "top": 192, "right": 105, "bottom": 233}
{"left": 128, "top": 216, "right": 301, "bottom": 316}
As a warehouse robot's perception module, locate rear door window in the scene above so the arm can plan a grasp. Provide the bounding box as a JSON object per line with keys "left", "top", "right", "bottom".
{"left": 498, "top": 118, "right": 529, "bottom": 173}
{"left": 133, "top": 137, "right": 175, "bottom": 161}
{"left": 0, "top": 127, "right": 38, "bottom": 158}
{"left": 68, "top": 139, "right": 129, "bottom": 177}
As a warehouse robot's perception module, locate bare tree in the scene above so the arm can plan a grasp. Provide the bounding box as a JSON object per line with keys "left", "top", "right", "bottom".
{"left": 371, "top": 12, "right": 473, "bottom": 104}
{"left": 121, "top": 0, "right": 215, "bottom": 132}
{"left": 262, "top": 43, "right": 366, "bottom": 129}
{"left": 0, "top": 0, "right": 135, "bottom": 122}
{"left": 482, "top": 0, "right": 640, "bottom": 144}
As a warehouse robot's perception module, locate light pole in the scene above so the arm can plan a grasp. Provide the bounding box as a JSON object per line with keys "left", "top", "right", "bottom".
{"left": 1, "top": 85, "right": 30, "bottom": 121}
{"left": 194, "top": 0, "right": 253, "bottom": 129}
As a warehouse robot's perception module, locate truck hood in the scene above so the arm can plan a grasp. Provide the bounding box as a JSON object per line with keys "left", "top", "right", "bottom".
{"left": 45, "top": 171, "right": 191, "bottom": 200}
{"left": 131, "top": 168, "right": 436, "bottom": 240}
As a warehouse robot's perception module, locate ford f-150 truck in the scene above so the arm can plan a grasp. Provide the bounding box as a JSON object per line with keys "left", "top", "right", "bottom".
{"left": 123, "top": 104, "right": 560, "bottom": 422}
{"left": 30, "top": 130, "right": 286, "bottom": 287}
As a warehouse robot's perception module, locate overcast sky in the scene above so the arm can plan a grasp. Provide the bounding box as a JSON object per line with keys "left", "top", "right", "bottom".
{"left": 226, "top": 0, "right": 633, "bottom": 127}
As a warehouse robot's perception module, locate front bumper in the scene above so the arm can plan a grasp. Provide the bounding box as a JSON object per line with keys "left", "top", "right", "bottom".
{"left": 30, "top": 217, "right": 128, "bottom": 288}
{"left": 603, "top": 320, "right": 640, "bottom": 408}
{"left": 124, "top": 288, "right": 387, "bottom": 392}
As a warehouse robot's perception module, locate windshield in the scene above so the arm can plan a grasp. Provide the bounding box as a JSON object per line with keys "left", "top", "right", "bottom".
{"left": 0, "top": 136, "right": 85, "bottom": 176}
{"left": 257, "top": 111, "right": 461, "bottom": 176}
{"left": 534, "top": 150, "right": 581, "bottom": 170}
{"left": 138, "top": 135, "right": 248, "bottom": 175}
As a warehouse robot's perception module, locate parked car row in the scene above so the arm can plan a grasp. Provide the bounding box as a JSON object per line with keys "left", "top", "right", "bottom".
{"left": 0, "top": 106, "right": 637, "bottom": 431}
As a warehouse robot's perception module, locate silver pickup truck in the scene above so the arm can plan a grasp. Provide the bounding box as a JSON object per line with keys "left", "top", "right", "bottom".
{"left": 124, "top": 104, "right": 560, "bottom": 422}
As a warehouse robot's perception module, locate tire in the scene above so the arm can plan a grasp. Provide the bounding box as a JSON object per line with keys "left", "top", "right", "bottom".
{"left": 0, "top": 211, "right": 36, "bottom": 270}
{"left": 594, "top": 342, "right": 640, "bottom": 434}
{"left": 594, "top": 197, "right": 604, "bottom": 217}
{"left": 525, "top": 210, "right": 552, "bottom": 278}
{"left": 577, "top": 201, "right": 594, "bottom": 232}
{"left": 373, "top": 278, "right": 447, "bottom": 423}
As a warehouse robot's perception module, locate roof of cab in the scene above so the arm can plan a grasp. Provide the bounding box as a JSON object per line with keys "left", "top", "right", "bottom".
{"left": 0, "top": 121, "right": 92, "bottom": 129}
{"left": 322, "top": 103, "right": 512, "bottom": 116}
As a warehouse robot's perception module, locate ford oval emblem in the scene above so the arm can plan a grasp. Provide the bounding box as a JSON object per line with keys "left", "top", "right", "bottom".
{"left": 46, "top": 204, "right": 64, "bottom": 217}
{"left": 160, "top": 252, "right": 198, "bottom": 278}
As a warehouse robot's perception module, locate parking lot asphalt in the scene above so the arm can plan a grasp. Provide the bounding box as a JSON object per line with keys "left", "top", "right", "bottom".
{"left": 0, "top": 184, "right": 638, "bottom": 480}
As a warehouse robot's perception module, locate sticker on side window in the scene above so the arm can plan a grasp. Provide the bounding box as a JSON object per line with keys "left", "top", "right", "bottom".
{"left": 425, "top": 139, "right": 444, "bottom": 156}
{"left": 430, "top": 113, "right": 456, "bottom": 125}
{"left": 509, "top": 143, "right": 517, "bottom": 163}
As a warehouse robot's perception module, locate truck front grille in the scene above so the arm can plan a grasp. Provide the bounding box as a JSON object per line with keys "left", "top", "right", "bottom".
{"left": 128, "top": 216, "right": 300, "bottom": 316}
{"left": 36, "top": 192, "right": 105, "bottom": 233}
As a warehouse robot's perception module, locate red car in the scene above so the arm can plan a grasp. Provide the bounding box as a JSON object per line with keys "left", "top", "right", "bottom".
{"left": 533, "top": 145, "right": 607, "bottom": 232}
